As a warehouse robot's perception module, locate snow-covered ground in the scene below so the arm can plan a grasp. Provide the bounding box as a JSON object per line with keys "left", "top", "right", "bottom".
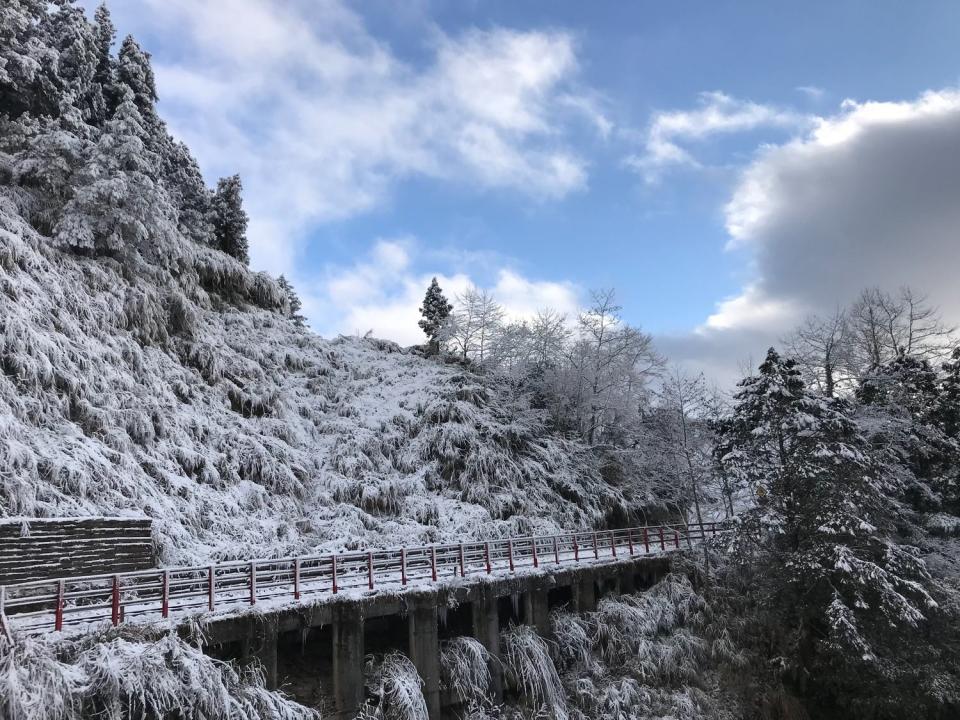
{"left": 0, "top": 196, "right": 625, "bottom": 566}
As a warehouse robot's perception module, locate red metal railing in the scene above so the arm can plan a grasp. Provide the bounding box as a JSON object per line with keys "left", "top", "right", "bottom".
{"left": 0, "top": 522, "right": 724, "bottom": 637}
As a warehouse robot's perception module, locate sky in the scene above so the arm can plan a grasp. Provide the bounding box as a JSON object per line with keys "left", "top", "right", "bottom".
{"left": 92, "top": 0, "right": 960, "bottom": 384}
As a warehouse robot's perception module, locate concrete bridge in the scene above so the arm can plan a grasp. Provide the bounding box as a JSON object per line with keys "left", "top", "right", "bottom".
{"left": 0, "top": 523, "right": 721, "bottom": 719}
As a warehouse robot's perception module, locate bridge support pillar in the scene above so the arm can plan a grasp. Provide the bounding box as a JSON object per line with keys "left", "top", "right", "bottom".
{"left": 408, "top": 597, "right": 441, "bottom": 720}
{"left": 573, "top": 577, "right": 596, "bottom": 612}
{"left": 471, "top": 586, "right": 503, "bottom": 702}
{"left": 619, "top": 568, "right": 636, "bottom": 595}
{"left": 333, "top": 605, "right": 364, "bottom": 720}
{"left": 524, "top": 586, "right": 551, "bottom": 638}
{"left": 241, "top": 621, "right": 278, "bottom": 690}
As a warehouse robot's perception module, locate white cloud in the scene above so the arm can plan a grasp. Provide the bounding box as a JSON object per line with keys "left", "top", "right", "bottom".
{"left": 670, "top": 88, "right": 960, "bottom": 384}
{"left": 100, "top": 0, "right": 602, "bottom": 276}
{"left": 625, "top": 91, "right": 809, "bottom": 184}
{"left": 795, "top": 85, "right": 825, "bottom": 101}
{"left": 302, "top": 240, "right": 581, "bottom": 345}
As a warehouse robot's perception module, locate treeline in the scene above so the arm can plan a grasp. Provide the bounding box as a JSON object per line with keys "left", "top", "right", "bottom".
{"left": 0, "top": 1, "right": 250, "bottom": 265}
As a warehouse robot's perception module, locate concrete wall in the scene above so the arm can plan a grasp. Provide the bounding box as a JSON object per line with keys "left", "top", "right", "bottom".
{"left": 0, "top": 517, "right": 154, "bottom": 584}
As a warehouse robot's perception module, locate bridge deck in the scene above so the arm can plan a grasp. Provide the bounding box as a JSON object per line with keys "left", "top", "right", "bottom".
{"left": 0, "top": 523, "right": 721, "bottom": 639}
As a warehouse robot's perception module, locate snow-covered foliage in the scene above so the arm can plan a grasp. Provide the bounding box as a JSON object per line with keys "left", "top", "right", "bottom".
{"left": 500, "top": 624, "right": 567, "bottom": 720}
{"left": 440, "top": 636, "right": 495, "bottom": 711}
{"left": 714, "top": 346, "right": 960, "bottom": 717}
{"left": 547, "top": 574, "right": 740, "bottom": 720}
{"left": 0, "top": 630, "right": 315, "bottom": 720}
{"left": 358, "top": 652, "right": 428, "bottom": 720}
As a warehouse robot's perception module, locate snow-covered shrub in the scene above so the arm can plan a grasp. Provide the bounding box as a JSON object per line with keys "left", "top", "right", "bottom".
{"left": 0, "top": 631, "right": 316, "bottom": 720}
{"left": 500, "top": 625, "right": 567, "bottom": 720}
{"left": 440, "top": 637, "right": 494, "bottom": 707}
{"left": 359, "top": 652, "right": 428, "bottom": 720}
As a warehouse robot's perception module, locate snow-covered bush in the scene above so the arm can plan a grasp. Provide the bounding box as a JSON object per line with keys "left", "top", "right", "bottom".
{"left": 440, "top": 636, "right": 495, "bottom": 708}
{"left": 500, "top": 625, "right": 567, "bottom": 720}
{"left": 0, "top": 631, "right": 315, "bottom": 720}
{"left": 359, "top": 652, "right": 428, "bottom": 720}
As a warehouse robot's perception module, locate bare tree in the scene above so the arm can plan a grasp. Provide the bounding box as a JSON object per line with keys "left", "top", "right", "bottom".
{"left": 782, "top": 308, "right": 852, "bottom": 397}
{"left": 575, "top": 289, "right": 662, "bottom": 445}
{"left": 848, "top": 286, "right": 954, "bottom": 375}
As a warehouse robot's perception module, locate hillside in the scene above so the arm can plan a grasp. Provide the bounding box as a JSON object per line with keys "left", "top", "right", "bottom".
{"left": 0, "top": 194, "right": 628, "bottom": 563}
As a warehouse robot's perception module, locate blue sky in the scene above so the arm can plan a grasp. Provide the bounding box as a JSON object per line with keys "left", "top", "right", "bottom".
{"left": 94, "top": 0, "right": 960, "bottom": 381}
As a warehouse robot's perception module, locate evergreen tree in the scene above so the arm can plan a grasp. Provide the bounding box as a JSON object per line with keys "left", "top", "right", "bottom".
{"left": 212, "top": 174, "right": 249, "bottom": 264}
{"left": 116, "top": 35, "right": 156, "bottom": 113}
{"left": 719, "top": 348, "right": 937, "bottom": 715}
{"left": 90, "top": 2, "right": 115, "bottom": 120}
{"left": 418, "top": 277, "right": 451, "bottom": 354}
{"left": 161, "top": 139, "right": 213, "bottom": 246}
{"left": 54, "top": 84, "right": 172, "bottom": 257}
{"left": 937, "top": 347, "right": 960, "bottom": 440}
{"left": 277, "top": 275, "right": 306, "bottom": 327}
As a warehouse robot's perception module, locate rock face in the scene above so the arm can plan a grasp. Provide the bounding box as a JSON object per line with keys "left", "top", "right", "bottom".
{"left": 0, "top": 517, "right": 154, "bottom": 584}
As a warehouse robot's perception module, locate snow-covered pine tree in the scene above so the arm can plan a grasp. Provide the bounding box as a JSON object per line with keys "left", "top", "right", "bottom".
{"left": 116, "top": 34, "right": 156, "bottom": 113}
{"left": 718, "top": 347, "right": 938, "bottom": 715}
{"left": 91, "top": 2, "right": 116, "bottom": 120}
{"left": 418, "top": 276, "right": 452, "bottom": 354}
{"left": 936, "top": 347, "right": 960, "bottom": 440}
{"left": 212, "top": 174, "right": 249, "bottom": 264}
{"left": 277, "top": 274, "right": 306, "bottom": 327}
{"left": 54, "top": 84, "right": 173, "bottom": 257}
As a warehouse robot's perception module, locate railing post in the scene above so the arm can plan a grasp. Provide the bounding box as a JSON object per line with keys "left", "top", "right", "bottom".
{"left": 161, "top": 570, "right": 169, "bottom": 618}
{"left": 458, "top": 544, "right": 466, "bottom": 578}
{"left": 610, "top": 530, "right": 617, "bottom": 558}
{"left": 401, "top": 549, "right": 408, "bottom": 586}
{"left": 294, "top": 558, "right": 301, "bottom": 600}
{"left": 592, "top": 532, "right": 599, "bottom": 560}
{"left": 208, "top": 566, "right": 215, "bottom": 610}
{"left": 659, "top": 527, "right": 665, "bottom": 551}
{"left": 508, "top": 539, "right": 514, "bottom": 572}
{"left": 111, "top": 575, "right": 120, "bottom": 626}
{"left": 553, "top": 536, "right": 560, "bottom": 564}
{"left": 484, "top": 542, "right": 492, "bottom": 574}
{"left": 367, "top": 551, "right": 374, "bottom": 590}
{"left": 430, "top": 546, "right": 437, "bottom": 582}
{"left": 331, "top": 555, "right": 339, "bottom": 594}
{"left": 574, "top": 536, "right": 580, "bottom": 562}
{"left": 249, "top": 561, "right": 257, "bottom": 605}
{"left": 674, "top": 530, "right": 680, "bottom": 549}
{"left": 55, "top": 580, "right": 64, "bottom": 631}
{"left": 643, "top": 527, "right": 649, "bottom": 553}
{"left": 712, "top": 523, "right": 718, "bottom": 537}
{"left": 531, "top": 538, "right": 539, "bottom": 568}
{"left": 627, "top": 529, "right": 634, "bottom": 556}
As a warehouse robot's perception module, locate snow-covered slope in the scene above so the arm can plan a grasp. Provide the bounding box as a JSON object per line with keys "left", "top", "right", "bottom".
{"left": 0, "top": 197, "right": 623, "bottom": 564}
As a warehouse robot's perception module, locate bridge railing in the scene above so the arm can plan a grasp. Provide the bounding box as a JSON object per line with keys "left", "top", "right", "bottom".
{"left": 0, "top": 522, "right": 725, "bottom": 636}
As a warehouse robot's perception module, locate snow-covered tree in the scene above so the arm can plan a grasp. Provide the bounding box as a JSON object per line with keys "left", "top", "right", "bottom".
{"left": 718, "top": 347, "right": 939, "bottom": 714}
{"left": 54, "top": 84, "right": 173, "bottom": 257}
{"left": 116, "top": 34, "right": 156, "bottom": 113}
{"left": 937, "top": 347, "right": 960, "bottom": 440}
{"left": 782, "top": 308, "right": 853, "bottom": 397}
{"left": 277, "top": 274, "right": 306, "bottom": 327}
{"left": 212, "top": 174, "right": 249, "bottom": 264}
{"left": 418, "top": 277, "right": 452, "bottom": 354}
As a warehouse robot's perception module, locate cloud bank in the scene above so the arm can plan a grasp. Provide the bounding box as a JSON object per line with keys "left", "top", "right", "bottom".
{"left": 665, "top": 89, "right": 960, "bottom": 383}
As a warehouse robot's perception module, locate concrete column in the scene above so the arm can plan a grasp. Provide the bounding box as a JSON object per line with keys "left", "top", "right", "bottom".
{"left": 573, "top": 577, "right": 596, "bottom": 612}
{"left": 408, "top": 598, "right": 441, "bottom": 720}
{"left": 333, "top": 606, "right": 364, "bottom": 720}
{"left": 524, "top": 587, "right": 551, "bottom": 638}
{"left": 471, "top": 587, "right": 503, "bottom": 702}
{"left": 242, "top": 622, "right": 278, "bottom": 690}
{"left": 619, "top": 568, "right": 636, "bottom": 595}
